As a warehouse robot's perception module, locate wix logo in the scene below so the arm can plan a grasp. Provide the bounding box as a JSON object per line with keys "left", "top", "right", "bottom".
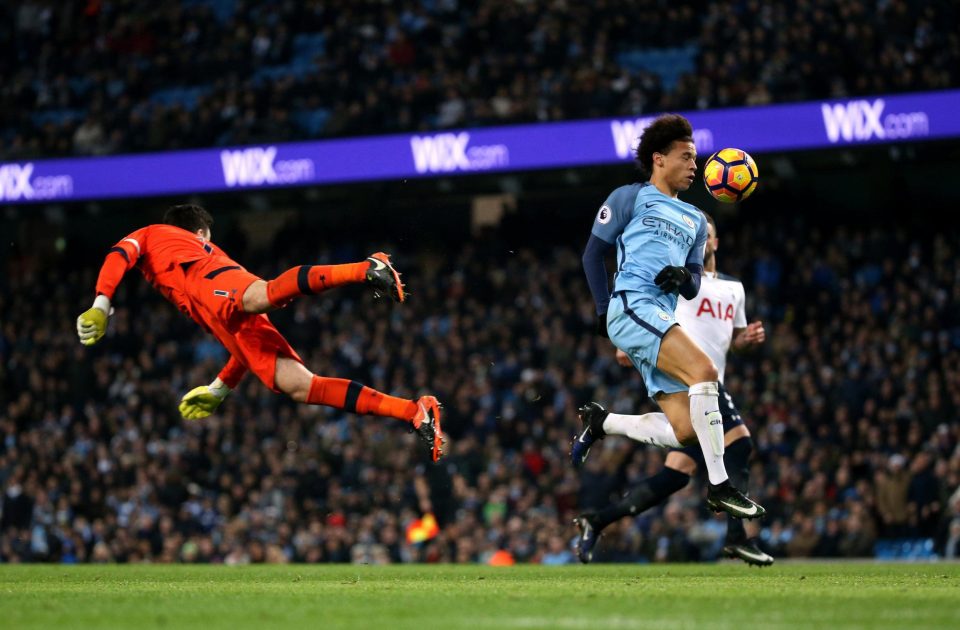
{"left": 221, "top": 146, "right": 314, "bottom": 188}
{"left": 410, "top": 133, "right": 509, "bottom": 174}
{"left": 821, "top": 99, "right": 929, "bottom": 143}
{"left": 411, "top": 133, "right": 470, "bottom": 172}
{"left": 0, "top": 163, "right": 34, "bottom": 201}
{"left": 0, "top": 162, "right": 73, "bottom": 202}
{"left": 221, "top": 147, "right": 279, "bottom": 186}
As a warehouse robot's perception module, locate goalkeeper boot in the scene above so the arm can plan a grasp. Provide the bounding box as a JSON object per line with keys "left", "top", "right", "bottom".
{"left": 413, "top": 395, "right": 444, "bottom": 462}
{"left": 707, "top": 481, "right": 766, "bottom": 520}
{"left": 571, "top": 402, "right": 608, "bottom": 468}
{"left": 365, "top": 252, "right": 405, "bottom": 303}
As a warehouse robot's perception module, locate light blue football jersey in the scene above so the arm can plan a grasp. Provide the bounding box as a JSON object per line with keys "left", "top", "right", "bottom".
{"left": 591, "top": 182, "right": 707, "bottom": 312}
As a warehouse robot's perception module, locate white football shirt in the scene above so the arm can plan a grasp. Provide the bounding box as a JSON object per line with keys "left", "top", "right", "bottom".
{"left": 675, "top": 271, "right": 747, "bottom": 383}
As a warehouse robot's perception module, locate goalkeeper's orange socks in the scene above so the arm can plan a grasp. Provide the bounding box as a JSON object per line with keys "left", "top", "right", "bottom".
{"left": 266, "top": 262, "right": 368, "bottom": 307}
{"left": 306, "top": 376, "right": 418, "bottom": 422}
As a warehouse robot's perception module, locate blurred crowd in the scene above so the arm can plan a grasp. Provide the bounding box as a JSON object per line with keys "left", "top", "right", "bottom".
{"left": 2, "top": 0, "right": 958, "bottom": 159}
{"left": 1, "top": 210, "right": 959, "bottom": 564}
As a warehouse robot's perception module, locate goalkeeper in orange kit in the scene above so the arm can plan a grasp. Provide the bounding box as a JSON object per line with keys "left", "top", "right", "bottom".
{"left": 76, "top": 204, "right": 444, "bottom": 462}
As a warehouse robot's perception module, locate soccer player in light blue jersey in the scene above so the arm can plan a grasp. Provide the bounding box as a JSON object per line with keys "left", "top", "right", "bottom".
{"left": 575, "top": 115, "right": 765, "bottom": 540}
{"left": 574, "top": 212, "right": 774, "bottom": 566}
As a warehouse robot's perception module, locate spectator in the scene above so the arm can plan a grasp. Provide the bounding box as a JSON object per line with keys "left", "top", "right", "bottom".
{"left": 0, "top": 211, "right": 958, "bottom": 563}
{"left": 72, "top": 116, "right": 108, "bottom": 155}
{"left": 907, "top": 451, "right": 941, "bottom": 537}
{"left": 875, "top": 455, "right": 911, "bottom": 538}
{"left": 787, "top": 517, "right": 821, "bottom": 558}
{"left": 540, "top": 536, "right": 575, "bottom": 565}
{"left": 3, "top": 0, "right": 958, "bottom": 159}
{"left": 838, "top": 513, "right": 875, "bottom": 558}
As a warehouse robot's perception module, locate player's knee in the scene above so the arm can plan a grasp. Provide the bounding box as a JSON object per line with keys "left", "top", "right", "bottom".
{"left": 241, "top": 280, "right": 272, "bottom": 314}
{"left": 279, "top": 376, "right": 310, "bottom": 403}
{"left": 665, "top": 453, "right": 697, "bottom": 477}
{"left": 675, "top": 426, "right": 697, "bottom": 446}
{"left": 286, "top": 385, "right": 309, "bottom": 403}
{"left": 691, "top": 360, "right": 719, "bottom": 384}
{"left": 273, "top": 360, "right": 312, "bottom": 402}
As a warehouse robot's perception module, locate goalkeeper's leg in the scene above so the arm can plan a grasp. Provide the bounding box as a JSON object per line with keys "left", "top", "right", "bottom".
{"left": 274, "top": 357, "right": 443, "bottom": 462}
{"left": 242, "top": 253, "right": 404, "bottom": 312}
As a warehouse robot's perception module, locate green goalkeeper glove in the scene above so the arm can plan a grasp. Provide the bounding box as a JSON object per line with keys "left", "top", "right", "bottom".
{"left": 179, "top": 379, "right": 231, "bottom": 420}
{"left": 76, "top": 295, "right": 113, "bottom": 346}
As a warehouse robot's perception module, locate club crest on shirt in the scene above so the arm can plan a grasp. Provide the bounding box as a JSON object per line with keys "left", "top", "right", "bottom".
{"left": 682, "top": 214, "right": 696, "bottom": 229}
{"left": 658, "top": 311, "right": 670, "bottom": 321}
{"left": 597, "top": 205, "right": 612, "bottom": 224}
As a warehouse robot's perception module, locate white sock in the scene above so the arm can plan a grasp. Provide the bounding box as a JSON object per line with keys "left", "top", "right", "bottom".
{"left": 602, "top": 412, "right": 682, "bottom": 449}
{"left": 689, "top": 381, "right": 728, "bottom": 485}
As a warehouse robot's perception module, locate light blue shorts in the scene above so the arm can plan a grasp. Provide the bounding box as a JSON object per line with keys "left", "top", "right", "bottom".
{"left": 606, "top": 291, "right": 687, "bottom": 397}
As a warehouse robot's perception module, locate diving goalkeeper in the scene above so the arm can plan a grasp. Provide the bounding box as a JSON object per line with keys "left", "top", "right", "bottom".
{"left": 76, "top": 204, "right": 444, "bottom": 462}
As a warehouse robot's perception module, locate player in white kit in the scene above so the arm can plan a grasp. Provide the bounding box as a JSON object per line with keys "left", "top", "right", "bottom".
{"left": 573, "top": 213, "right": 774, "bottom": 566}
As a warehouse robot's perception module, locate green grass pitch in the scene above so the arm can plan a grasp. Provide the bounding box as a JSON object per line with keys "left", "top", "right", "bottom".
{"left": 2, "top": 563, "right": 959, "bottom": 629}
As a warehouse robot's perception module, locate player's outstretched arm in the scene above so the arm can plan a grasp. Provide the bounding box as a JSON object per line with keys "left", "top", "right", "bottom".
{"left": 77, "top": 232, "right": 145, "bottom": 346}
{"left": 582, "top": 234, "right": 614, "bottom": 337}
{"left": 583, "top": 191, "right": 633, "bottom": 337}
{"left": 179, "top": 356, "right": 247, "bottom": 420}
{"left": 179, "top": 382, "right": 230, "bottom": 420}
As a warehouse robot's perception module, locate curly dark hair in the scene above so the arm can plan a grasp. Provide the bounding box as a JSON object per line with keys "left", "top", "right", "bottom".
{"left": 635, "top": 114, "right": 694, "bottom": 178}
{"left": 163, "top": 204, "right": 214, "bottom": 233}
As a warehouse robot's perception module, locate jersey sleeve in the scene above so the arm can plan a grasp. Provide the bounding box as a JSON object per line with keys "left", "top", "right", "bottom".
{"left": 734, "top": 282, "right": 748, "bottom": 328}
{"left": 217, "top": 355, "right": 249, "bottom": 389}
{"left": 590, "top": 187, "right": 634, "bottom": 245}
{"left": 582, "top": 234, "right": 614, "bottom": 315}
{"left": 685, "top": 214, "right": 708, "bottom": 266}
{"left": 94, "top": 227, "right": 148, "bottom": 298}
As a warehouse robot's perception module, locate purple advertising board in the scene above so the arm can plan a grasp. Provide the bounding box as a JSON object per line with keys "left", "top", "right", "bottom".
{"left": 2, "top": 89, "right": 958, "bottom": 204}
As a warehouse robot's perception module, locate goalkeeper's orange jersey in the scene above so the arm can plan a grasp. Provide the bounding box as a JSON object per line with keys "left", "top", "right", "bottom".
{"left": 94, "top": 224, "right": 236, "bottom": 325}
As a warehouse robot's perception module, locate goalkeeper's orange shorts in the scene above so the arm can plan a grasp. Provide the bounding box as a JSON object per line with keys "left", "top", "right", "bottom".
{"left": 186, "top": 257, "right": 304, "bottom": 392}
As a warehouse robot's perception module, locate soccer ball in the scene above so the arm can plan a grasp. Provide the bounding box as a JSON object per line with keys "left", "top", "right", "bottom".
{"left": 703, "top": 148, "right": 759, "bottom": 202}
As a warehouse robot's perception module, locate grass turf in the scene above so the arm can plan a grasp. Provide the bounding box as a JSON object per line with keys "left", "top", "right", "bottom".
{"left": 2, "top": 563, "right": 959, "bottom": 629}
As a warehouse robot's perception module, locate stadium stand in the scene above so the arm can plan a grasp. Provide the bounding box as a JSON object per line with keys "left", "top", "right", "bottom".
{"left": 1, "top": 0, "right": 957, "bottom": 159}
{"left": 2, "top": 210, "right": 958, "bottom": 563}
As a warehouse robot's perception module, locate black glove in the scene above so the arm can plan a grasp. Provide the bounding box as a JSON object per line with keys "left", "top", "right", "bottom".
{"left": 596, "top": 311, "right": 608, "bottom": 338}
{"left": 654, "top": 265, "right": 691, "bottom": 294}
